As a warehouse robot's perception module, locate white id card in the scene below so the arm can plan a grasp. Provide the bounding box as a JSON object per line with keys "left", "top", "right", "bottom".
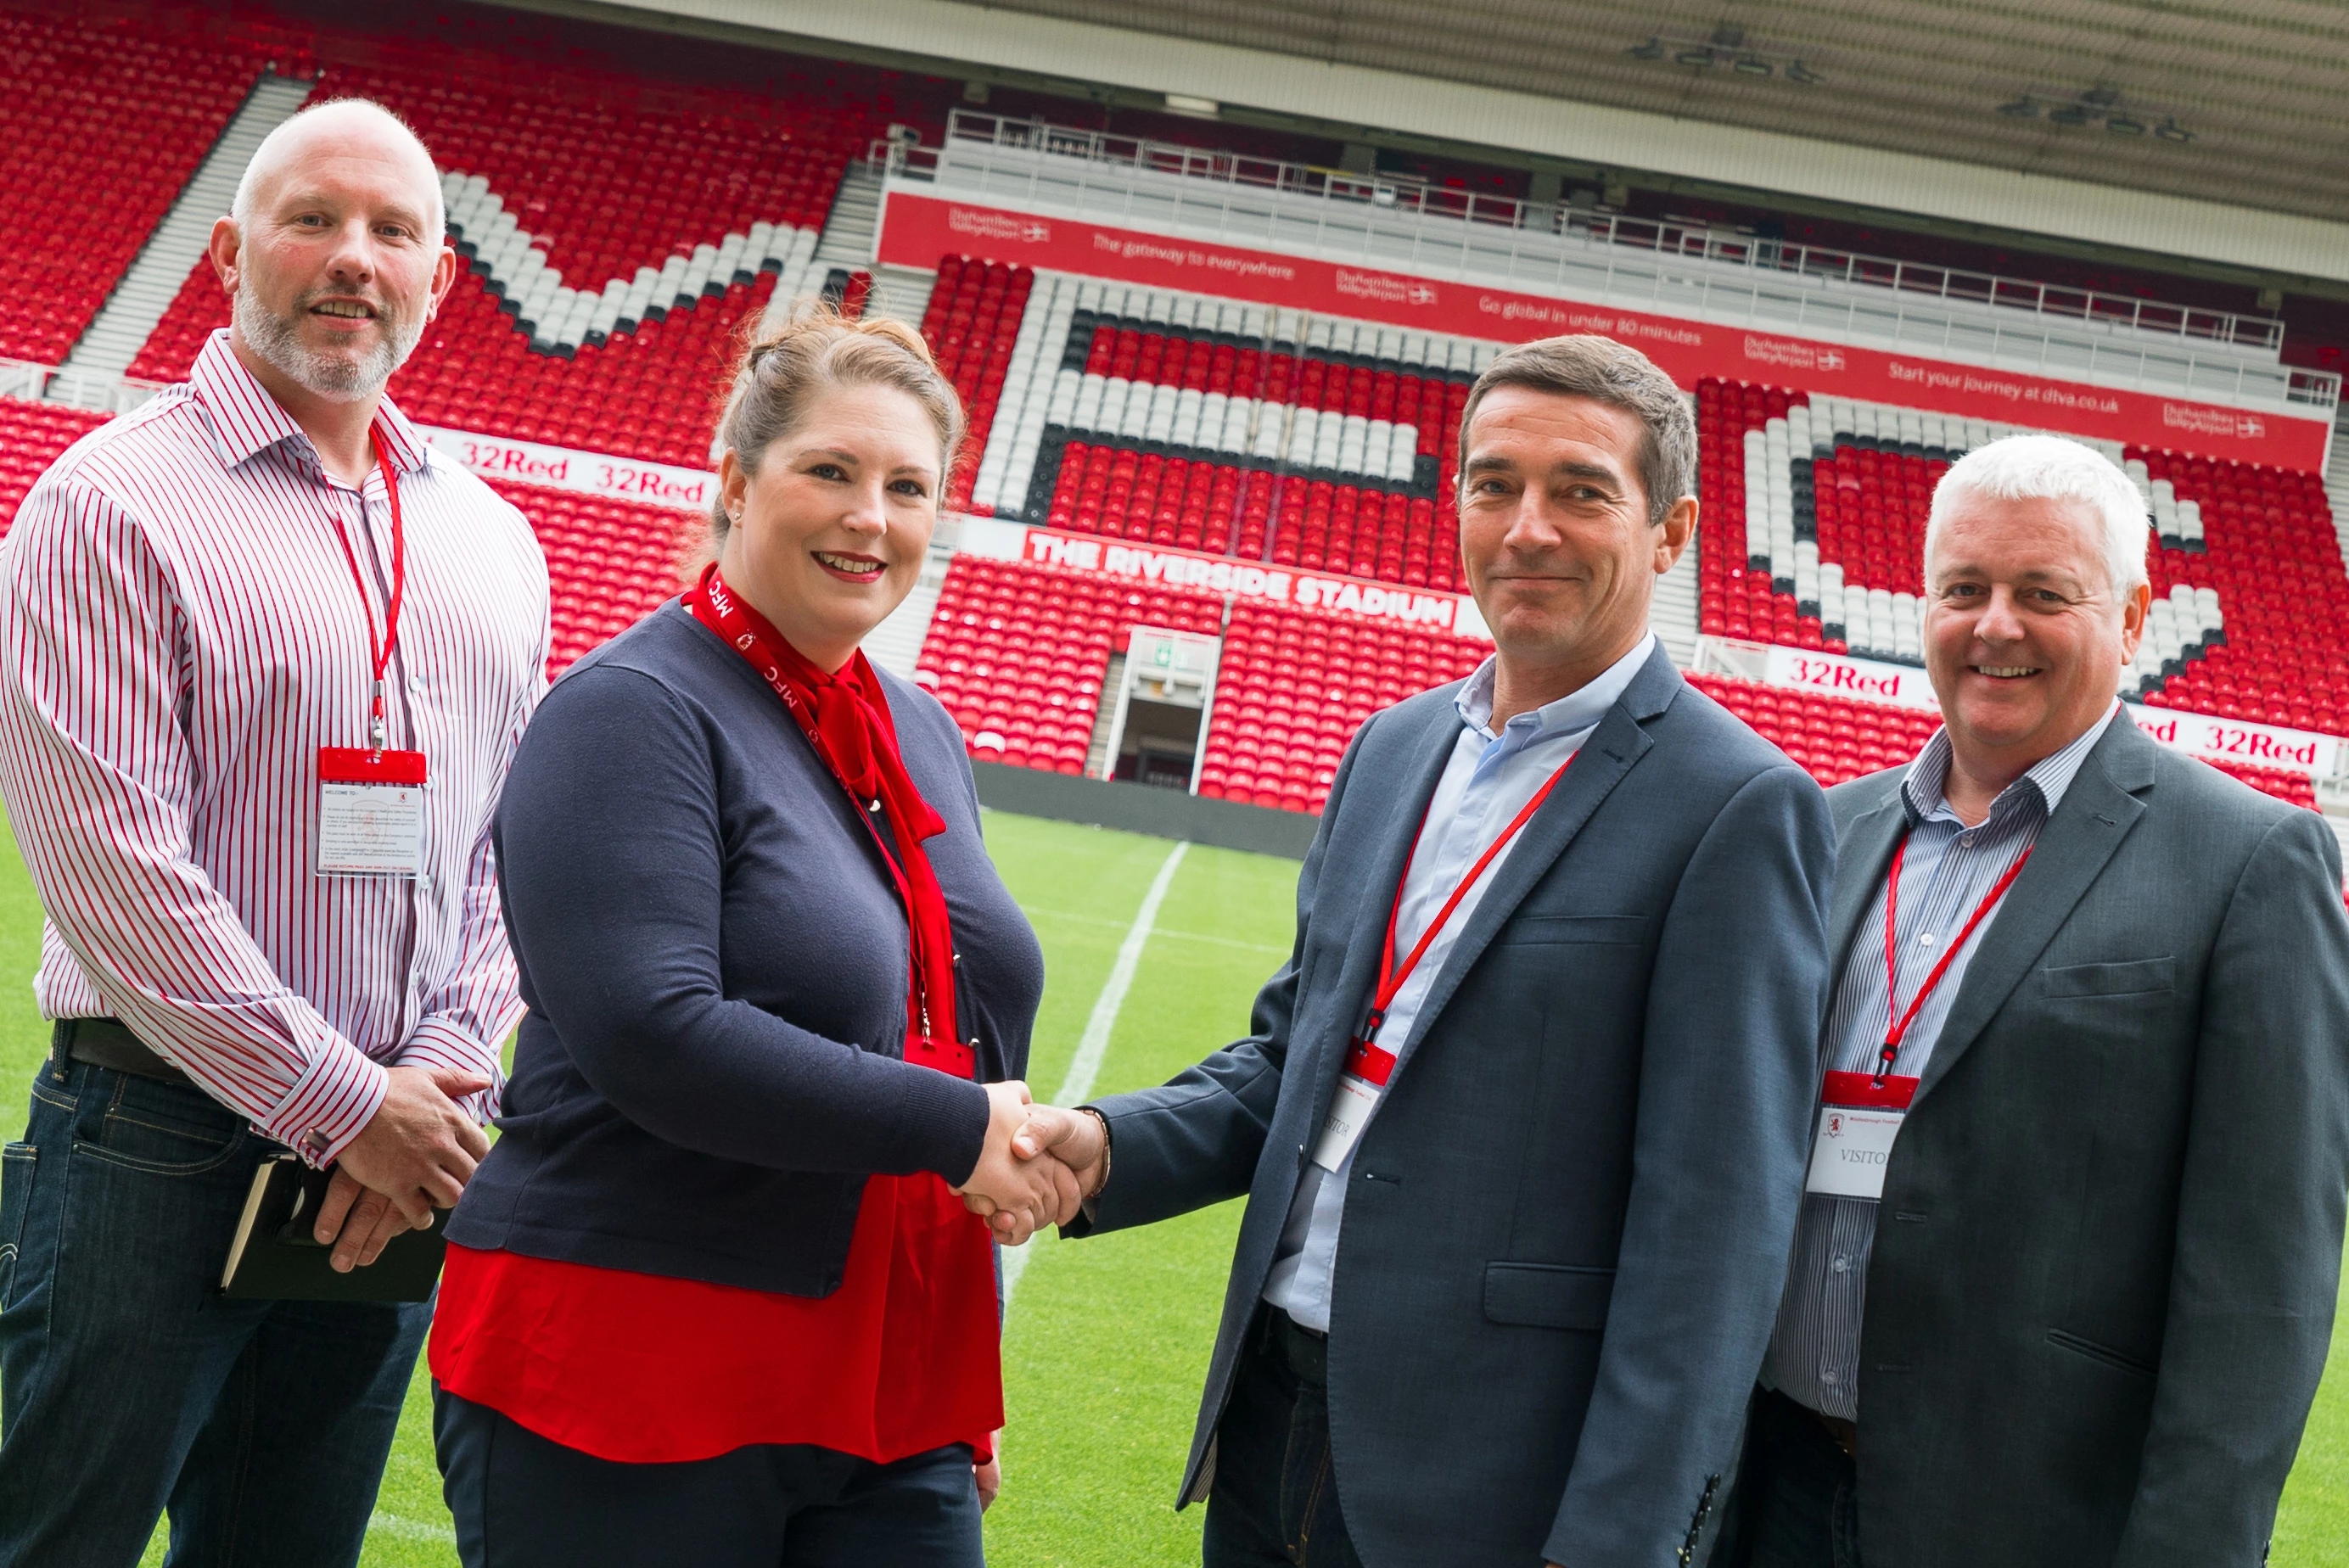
{"left": 317, "top": 748, "right": 426, "bottom": 877}
{"left": 1803, "top": 1106, "right": 1905, "bottom": 1200}
{"left": 1310, "top": 1072, "right": 1382, "bottom": 1172}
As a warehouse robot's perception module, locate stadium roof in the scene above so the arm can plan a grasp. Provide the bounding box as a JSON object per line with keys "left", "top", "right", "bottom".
{"left": 959, "top": 0, "right": 2349, "bottom": 225}
{"left": 528, "top": 0, "right": 2349, "bottom": 288}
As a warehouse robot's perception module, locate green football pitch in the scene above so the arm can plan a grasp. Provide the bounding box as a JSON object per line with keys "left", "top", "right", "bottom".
{"left": 0, "top": 809, "right": 2340, "bottom": 1564}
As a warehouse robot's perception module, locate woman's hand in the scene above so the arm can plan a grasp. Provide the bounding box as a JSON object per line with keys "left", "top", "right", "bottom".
{"left": 952, "top": 1081, "right": 1083, "bottom": 1242}
{"left": 975, "top": 1432, "right": 1002, "bottom": 1512}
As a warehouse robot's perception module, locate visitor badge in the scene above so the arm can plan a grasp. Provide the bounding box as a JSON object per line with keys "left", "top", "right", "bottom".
{"left": 1803, "top": 1070, "right": 1919, "bottom": 1201}
{"left": 1311, "top": 1036, "right": 1397, "bottom": 1172}
{"left": 316, "top": 748, "right": 427, "bottom": 877}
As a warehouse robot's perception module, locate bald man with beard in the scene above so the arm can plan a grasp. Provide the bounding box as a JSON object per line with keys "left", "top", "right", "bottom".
{"left": 0, "top": 101, "right": 548, "bottom": 1565}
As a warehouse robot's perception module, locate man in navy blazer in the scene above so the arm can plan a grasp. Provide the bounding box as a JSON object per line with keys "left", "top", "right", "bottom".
{"left": 1012, "top": 335, "right": 1836, "bottom": 1565}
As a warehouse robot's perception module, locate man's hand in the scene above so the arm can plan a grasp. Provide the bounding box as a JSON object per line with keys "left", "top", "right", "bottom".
{"left": 325, "top": 1065, "right": 491, "bottom": 1246}
{"left": 311, "top": 1168, "right": 417, "bottom": 1274}
{"left": 964, "top": 1101, "right": 1108, "bottom": 1245}
{"left": 952, "top": 1082, "right": 1082, "bottom": 1244}
{"left": 1014, "top": 1103, "right": 1107, "bottom": 1193}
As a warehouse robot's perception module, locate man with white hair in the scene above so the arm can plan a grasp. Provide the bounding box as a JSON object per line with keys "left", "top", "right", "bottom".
{"left": 1723, "top": 434, "right": 2349, "bottom": 1567}
{"left": 0, "top": 98, "right": 547, "bottom": 1564}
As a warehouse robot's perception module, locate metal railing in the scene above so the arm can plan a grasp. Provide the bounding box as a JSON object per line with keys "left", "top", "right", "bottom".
{"left": 901, "top": 110, "right": 2289, "bottom": 359}
{"left": 0, "top": 359, "right": 162, "bottom": 415}
{"left": 884, "top": 118, "right": 2338, "bottom": 414}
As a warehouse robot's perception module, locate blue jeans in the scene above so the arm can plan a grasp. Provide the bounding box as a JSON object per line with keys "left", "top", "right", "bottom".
{"left": 433, "top": 1386, "right": 984, "bottom": 1567}
{"left": 0, "top": 1049, "right": 429, "bottom": 1568}
{"left": 1726, "top": 1389, "right": 1864, "bottom": 1568}
{"left": 1201, "top": 1309, "right": 1363, "bottom": 1568}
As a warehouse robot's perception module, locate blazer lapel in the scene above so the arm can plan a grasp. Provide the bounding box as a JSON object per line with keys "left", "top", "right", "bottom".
{"left": 1826, "top": 789, "right": 1909, "bottom": 995}
{"left": 1395, "top": 643, "right": 1678, "bottom": 1056}
{"left": 1914, "top": 718, "right": 2156, "bottom": 1104}
{"left": 1303, "top": 694, "right": 1462, "bottom": 1095}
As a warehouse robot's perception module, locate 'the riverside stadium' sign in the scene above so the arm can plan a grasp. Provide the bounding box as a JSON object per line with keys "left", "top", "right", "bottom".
{"left": 958, "top": 518, "right": 1490, "bottom": 639}
{"left": 1758, "top": 642, "right": 2340, "bottom": 777}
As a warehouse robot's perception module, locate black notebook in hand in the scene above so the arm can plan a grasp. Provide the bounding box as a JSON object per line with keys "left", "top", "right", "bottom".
{"left": 219, "top": 1155, "right": 449, "bottom": 1302}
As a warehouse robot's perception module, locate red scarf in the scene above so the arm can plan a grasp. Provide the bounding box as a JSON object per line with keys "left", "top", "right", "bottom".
{"left": 684, "top": 563, "right": 968, "bottom": 1074}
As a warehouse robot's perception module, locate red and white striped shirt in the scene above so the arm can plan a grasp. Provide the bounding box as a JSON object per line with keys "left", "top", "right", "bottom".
{"left": 0, "top": 331, "right": 548, "bottom": 1162}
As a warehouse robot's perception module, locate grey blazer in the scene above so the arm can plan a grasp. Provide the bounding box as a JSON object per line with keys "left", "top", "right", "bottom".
{"left": 1814, "top": 714, "right": 2349, "bottom": 1566}
{"left": 1074, "top": 644, "right": 1836, "bottom": 1566}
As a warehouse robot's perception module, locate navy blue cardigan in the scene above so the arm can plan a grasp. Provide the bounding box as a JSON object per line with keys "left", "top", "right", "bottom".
{"left": 446, "top": 602, "right": 1045, "bottom": 1296}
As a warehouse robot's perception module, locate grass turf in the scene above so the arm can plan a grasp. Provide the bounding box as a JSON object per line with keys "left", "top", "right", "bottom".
{"left": 0, "top": 809, "right": 2338, "bottom": 1564}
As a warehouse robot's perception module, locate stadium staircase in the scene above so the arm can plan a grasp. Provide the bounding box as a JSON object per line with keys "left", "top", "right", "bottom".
{"left": 61, "top": 71, "right": 313, "bottom": 379}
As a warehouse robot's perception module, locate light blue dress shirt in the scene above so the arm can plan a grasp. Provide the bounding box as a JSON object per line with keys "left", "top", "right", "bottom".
{"left": 1261, "top": 633, "right": 1657, "bottom": 1332}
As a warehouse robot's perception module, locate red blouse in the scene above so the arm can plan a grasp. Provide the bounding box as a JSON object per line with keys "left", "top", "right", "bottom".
{"left": 433, "top": 570, "right": 1004, "bottom": 1466}
{"left": 429, "top": 1172, "right": 1001, "bottom": 1465}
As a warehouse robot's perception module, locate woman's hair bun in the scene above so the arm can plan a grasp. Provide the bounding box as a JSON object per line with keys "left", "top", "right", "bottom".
{"left": 706, "top": 296, "right": 967, "bottom": 549}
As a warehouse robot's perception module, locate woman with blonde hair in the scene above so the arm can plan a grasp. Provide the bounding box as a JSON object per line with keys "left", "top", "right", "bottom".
{"left": 429, "top": 305, "right": 1075, "bottom": 1565}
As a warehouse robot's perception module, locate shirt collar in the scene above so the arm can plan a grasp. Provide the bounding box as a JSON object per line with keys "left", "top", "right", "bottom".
{"left": 188, "top": 328, "right": 432, "bottom": 484}
{"left": 1902, "top": 699, "right": 2122, "bottom": 826}
{"left": 1455, "top": 632, "right": 1657, "bottom": 753}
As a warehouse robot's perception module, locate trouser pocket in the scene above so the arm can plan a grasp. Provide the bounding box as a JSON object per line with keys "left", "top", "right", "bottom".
{"left": 0, "top": 1144, "right": 34, "bottom": 1308}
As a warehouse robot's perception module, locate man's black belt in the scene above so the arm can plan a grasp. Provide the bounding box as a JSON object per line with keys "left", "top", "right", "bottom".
{"left": 54, "top": 1017, "right": 193, "bottom": 1088}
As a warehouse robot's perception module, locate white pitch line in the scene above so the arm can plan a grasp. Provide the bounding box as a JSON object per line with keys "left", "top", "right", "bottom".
{"left": 1001, "top": 839, "right": 1189, "bottom": 1306}
{"left": 368, "top": 1511, "right": 457, "bottom": 1544}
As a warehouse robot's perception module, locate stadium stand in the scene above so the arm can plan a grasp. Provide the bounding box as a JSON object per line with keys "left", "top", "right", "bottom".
{"left": 1690, "top": 671, "right": 1946, "bottom": 789}
{"left": 920, "top": 255, "right": 1033, "bottom": 513}
{"left": 935, "top": 272, "right": 1483, "bottom": 592}
{"left": 0, "top": 400, "right": 107, "bottom": 523}
{"left": 492, "top": 483, "right": 698, "bottom": 672}
{"left": 0, "top": 8, "right": 272, "bottom": 365}
{"left": 1195, "top": 601, "right": 1486, "bottom": 811}
{"left": 1696, "top": 376, "right": 2349, "bottom": 736}
{"left": 0, "top": 0, "right": 2332, "bottom": 827}
{"left": 913, "top": 554, "right": 1224, "bottom": 775}
{"left": 1689, "top": 669, "right": 2318, "bottom": 805}
{"left": 125, "top": 37, "right": 886, "bottom": 468}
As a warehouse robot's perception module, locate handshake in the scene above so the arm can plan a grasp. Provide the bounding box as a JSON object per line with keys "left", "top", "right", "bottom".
{"left": 951, "top": 1081, "right": 1110, "bottom": 1245}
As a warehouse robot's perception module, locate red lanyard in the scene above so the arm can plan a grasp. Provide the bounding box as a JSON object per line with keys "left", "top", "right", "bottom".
{"left": 1875, "top": 830, "right": 2032, "bottom": 1083}
{"left": 1346, "top": 751, "right": 1576, "bottom": 1084}
{"left": 324, "top": 432, "right": 406, "bottom": 754}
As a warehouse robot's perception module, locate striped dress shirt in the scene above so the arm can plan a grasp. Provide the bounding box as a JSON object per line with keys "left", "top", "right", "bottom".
{"left": 0, "top": 330, "right": 548, "bottom": 1163}
{"left": 1760, "top": 703, "right": 2120, "bottom": 1420}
